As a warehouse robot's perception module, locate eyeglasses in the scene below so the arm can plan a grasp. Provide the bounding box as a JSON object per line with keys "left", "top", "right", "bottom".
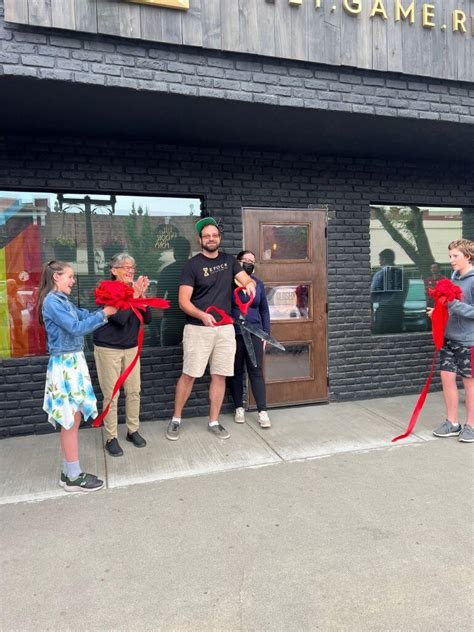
{"left": 114, "top": 265, "right": 136, "bottom": 271}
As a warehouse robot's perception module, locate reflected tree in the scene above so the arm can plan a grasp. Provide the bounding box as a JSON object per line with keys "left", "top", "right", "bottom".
{"left": 374, "top": 206, "right": 435, "bottom": 278}
{"left": 124, "top": 204, "right": 162, "bottom": 279}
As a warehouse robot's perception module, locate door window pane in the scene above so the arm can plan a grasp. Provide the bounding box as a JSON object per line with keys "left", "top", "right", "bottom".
{"left": 265, "top": 344, "right": 311, "bottom": 381}
{"left": 261, "top": 224, "right": 309, "bottom": 261}
{"left": 265, "top": 284, "right": 310, "bottom": 320}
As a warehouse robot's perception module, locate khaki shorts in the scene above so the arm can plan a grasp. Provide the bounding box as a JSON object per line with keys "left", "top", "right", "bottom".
{"left": 182, "top": 324, "right": 236, "bottom": 378}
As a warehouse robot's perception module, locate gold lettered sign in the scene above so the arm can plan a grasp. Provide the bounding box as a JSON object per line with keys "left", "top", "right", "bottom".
{"left": 125, "top": 0, "right": 189, "bottom": 9}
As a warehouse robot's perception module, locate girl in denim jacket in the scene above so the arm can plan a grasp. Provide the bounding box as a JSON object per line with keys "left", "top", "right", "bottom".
{"left": 37, "top": 261, "right": 117, "bottom": 492}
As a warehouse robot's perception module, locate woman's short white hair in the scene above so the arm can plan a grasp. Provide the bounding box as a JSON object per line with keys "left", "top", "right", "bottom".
{"left": 109, "top": 253, "right": 136, "bottom": 279}
{"left": 109, "top": 253, "right": 135, "bottom": 269}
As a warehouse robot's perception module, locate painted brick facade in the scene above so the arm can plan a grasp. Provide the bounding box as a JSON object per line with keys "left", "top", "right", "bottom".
{"left": 0, "top": 133, "right": 472, "bottom": 436}
{"left": 0, "top": 0, "right": 473, "bottom": 436}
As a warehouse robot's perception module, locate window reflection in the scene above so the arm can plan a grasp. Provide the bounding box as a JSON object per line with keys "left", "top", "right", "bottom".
{"left": 370, "top": 205, "right": 470, "bottom": 335}
{"left": 0, "top": 198, "right": 46, "bottom": 357}
{"left": 265, "top": 344, "right": 311, "bottom": 381}
{"left": 262, "top": 224, "right": 309, "bottom": 261}
{"left": 266, "top": 284, "right": 310, "bottom": 320}
{"left": 157, "top": 236, "right": 192, "bottom": 346}
{"left": 370, "top": 249, "right": 406, "bottom": 334}
{"left": 0, "top": 191, "right": 200, "bottom": 357}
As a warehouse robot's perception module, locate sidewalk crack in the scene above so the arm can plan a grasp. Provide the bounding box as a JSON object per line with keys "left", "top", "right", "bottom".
{"left": 353, "top": 402, "right": 428, "bottom": 441}
{"left": 246, "top": 417, "right": 285, "bottom": 461}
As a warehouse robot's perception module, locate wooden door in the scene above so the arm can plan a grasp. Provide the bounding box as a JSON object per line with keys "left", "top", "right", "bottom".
{"left": 243, "top": 208, "right": 328, "bottom": 407}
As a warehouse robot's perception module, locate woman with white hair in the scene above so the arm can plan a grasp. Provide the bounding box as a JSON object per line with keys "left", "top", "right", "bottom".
{"left": 93, "top": 253, "right": 151, "bottom": 457}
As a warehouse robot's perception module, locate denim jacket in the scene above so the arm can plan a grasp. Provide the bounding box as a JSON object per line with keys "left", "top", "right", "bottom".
{"left": 42, "top": 291, "right": 107, "bottom": 355}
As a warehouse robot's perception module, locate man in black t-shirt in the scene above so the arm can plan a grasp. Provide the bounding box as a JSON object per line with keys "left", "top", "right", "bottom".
{"left": 166, "top": 217, "right": 256, "bottom": 441}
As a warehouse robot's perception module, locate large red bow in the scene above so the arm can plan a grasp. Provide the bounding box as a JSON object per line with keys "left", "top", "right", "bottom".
{"left": 392, "top": 278, "right": 462, "bottom": 442}
{"left": 428, "top": 279, "right": 463, "bottom": 351}
{"left": 92, "top": 280, "right": 170, "bottom": 428}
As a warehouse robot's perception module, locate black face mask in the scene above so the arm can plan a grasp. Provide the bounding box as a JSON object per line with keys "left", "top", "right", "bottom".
{"left": 242, "top": 262, "right": 255, "bottom": 275}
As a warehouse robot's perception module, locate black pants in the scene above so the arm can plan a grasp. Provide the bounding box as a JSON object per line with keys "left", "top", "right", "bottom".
{"left": 228, "top": 333, "right": 267, "bottom": 412}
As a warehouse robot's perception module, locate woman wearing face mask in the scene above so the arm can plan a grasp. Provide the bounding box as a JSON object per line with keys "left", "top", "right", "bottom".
{"left": 228, "top": 250, "right": 272, "bottom": 428}
{"left": 93, "top": 253, "right": 151, "bottom": 457}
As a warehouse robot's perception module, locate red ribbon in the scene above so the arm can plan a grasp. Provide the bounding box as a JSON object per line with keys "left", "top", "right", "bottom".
{"left": 392, "top": 278, "right": 462, "bottom": 442}
{"left": 92, "top": 280, "right": 170, "bottom": 428}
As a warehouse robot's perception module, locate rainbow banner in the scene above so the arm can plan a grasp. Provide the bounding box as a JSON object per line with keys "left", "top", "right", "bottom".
{"left": 0, "top": 223, "right": 46, "bottom": 358}
{"left": 0, "top": 247, "right": 10, "bottom": 358}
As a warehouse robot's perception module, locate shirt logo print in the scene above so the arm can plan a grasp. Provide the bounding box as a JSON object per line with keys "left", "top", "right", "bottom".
{"left": 202, "top": 262, "right": 229, "bottom": 277}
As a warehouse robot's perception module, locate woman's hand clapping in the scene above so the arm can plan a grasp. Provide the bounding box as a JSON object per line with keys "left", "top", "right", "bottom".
{"left": 133, "top": 275, "right": 150, "bottom": 298}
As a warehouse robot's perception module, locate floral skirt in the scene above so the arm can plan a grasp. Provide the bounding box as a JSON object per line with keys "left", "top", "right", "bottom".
{"left": 43, "top": 352, "right": 98, "bottom": 430}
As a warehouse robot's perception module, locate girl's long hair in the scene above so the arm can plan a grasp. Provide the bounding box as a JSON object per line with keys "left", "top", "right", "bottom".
{"left": 36, "top": 260, "right": 70, "bottom": 325}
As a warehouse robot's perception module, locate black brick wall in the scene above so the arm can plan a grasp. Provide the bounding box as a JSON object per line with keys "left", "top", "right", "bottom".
{"left": 0, "top": 0, "right": 473, "bottom": 436}
{"left": 0, "top": 134, "right": 473, "bottom": 436}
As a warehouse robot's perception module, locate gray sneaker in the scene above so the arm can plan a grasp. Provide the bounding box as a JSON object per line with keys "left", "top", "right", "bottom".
{"left": 458, "top": 424, "right": 474, "bottom": 443}
{"left": 208, "top": 423, "right": 230, "bottom": 440}
{"left": 433, "top": 420, "right": 462, "bottom": 438}
{"left": 166, "top": 420, "right": 181, "bottom": 441}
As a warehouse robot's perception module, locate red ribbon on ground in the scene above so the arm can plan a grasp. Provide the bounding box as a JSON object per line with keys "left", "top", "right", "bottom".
{"left": 92, "top": 280, "right": 169, "bottom": 428}
{"left": 392, "top": 278, "right": 462, "bottom": 442}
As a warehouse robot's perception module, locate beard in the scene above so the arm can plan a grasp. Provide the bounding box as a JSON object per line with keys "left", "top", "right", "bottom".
{"left": 201, "top": 242, "right": 219, "bottom": 253}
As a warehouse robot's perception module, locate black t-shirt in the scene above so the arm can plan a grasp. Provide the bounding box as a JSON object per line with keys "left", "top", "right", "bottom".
{"left": 179, "top": 252, "right": 241, "bottom": 325}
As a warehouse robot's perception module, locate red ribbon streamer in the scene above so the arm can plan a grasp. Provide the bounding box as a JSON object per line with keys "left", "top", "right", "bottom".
{"left": 392, "top": 278, "right": 462, "bottom": 442}
{"left": 92, "top": 280, "right": 169, "bottom": 428}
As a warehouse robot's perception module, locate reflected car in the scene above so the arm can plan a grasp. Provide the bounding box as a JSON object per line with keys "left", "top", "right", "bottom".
{"left": 372, "top": 278, "right": 429, "bottom": 333}
{"left": 403, "top": 278, "right": 428, "bottom": 332}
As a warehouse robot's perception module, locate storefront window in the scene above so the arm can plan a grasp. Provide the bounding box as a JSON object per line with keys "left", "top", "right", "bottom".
{"left": 0, "top": 191, "right": 201, "bottom": 358}
{"left": 370, "top": 206, "right": 473, "bottom": 335}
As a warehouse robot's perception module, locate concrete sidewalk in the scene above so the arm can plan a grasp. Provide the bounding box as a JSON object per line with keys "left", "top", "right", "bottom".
{"left": 0, "top": 390, "right": 466, "bottom": 505}
{"left": 1, "top": 391, "right": 473, "bottom": 632}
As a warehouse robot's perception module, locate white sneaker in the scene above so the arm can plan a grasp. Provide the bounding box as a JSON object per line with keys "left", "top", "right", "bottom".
{"left": 234, "top": 407, "right": 246, "bottom": 424}
{"left": 258, "top": 411, "right": 271, "bottom": 428}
